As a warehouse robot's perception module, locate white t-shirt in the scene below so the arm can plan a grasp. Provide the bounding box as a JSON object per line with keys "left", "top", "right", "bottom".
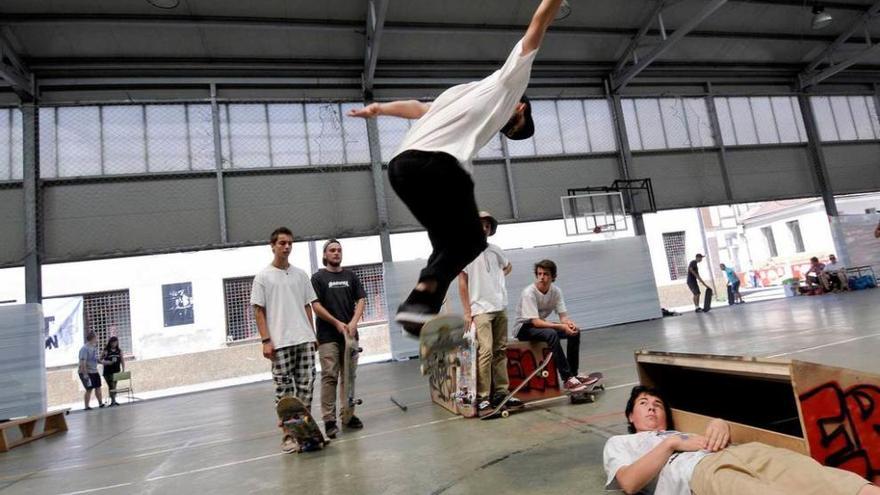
{"left": 603, "top": 431, "right": 711, "bottom": 495}
{"left": 824, "top": 261, "right": 843, "bottom": 272}
{"left": 463, "top": 243, "right": 510, "bottom": 316}
{"left": 394, "top": 38, "right": 538, "bottom": 174}
{"left": 250, "top": 264, "right": 318, "bottom": 350}
{"left": 513, "top": 284, "right": 568, "bottom": 334}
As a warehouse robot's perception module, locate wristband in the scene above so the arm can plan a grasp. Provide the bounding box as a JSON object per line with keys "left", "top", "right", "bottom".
{"left": 261, "top": 337, "right": 271, "bottom": 344}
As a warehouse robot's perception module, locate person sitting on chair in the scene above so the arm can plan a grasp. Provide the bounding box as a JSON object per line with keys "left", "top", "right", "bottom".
{"left": 603, "top": 385, "right": 879, "bottom": 495}
{"left": 821, "top": 254, "right": 849, "bottom": 292}
{"left": 805, "top": 256, "right": 828, "bottom": 292}
{"left": 512, "top": 259, "right": 594, "bottom": 394}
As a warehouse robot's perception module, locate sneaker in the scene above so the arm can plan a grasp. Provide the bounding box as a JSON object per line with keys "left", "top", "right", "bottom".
{"left": 503, "top": 396, "right": 524, "bottom": 409}
{"left": 344, "top": 416, "right": 364, "bottom": 429}
{"left": 477, "top": 399, "right": 493, "bottom": 414}
{"left": 99, "top": 403, "right": 106, "bottom": 408}
{"left": 324, "top": 421, "right": 339, "bottom": 439}
{"left": 281, "top": 435, "right": 299, "bottom": 454}
{"left": 695, "top": 307, "right": 703, "bottom": 313}
{"left": 84, "top": 406, "right": 93, "bottom": 411}
{"left": 576, "top": 374, "right": 600, "bottom": 386}
{"left": 110, "top": 401, "right": 119, "bottom": 407}
{"left": 395, "top": 290, "right": 441, "bottom": 336}
{"left": 563, "top": 377, "right": 587, "bottom": 393}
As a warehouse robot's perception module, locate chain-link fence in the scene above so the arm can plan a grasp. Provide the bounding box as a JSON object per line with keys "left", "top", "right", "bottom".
{"left": 350, "top": 263, "right": 387, "bottom": 324}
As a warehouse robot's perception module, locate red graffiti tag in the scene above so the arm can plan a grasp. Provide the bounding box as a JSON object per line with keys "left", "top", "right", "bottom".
{"left": 799, "top": 382, "right": 880, "bottom": 483}
{"left": 506, "top": 347, "right": 559, "bottom": 392}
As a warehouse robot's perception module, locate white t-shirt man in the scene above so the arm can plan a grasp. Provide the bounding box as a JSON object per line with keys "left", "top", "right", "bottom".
{"left": 603, "top": 431, "right": 711, "bottom": 495}
{"left": 824, "top": 260, "right": 844, "bottom": 272}
{"left": 513, "top": 284, "right": 568, "bottom": 335}
{"left": 394, "top": 39, "right": 538, "bottom": 174}
{"left": 250, "top": 264, "right": 318, "bottom": 349}
{"left": 462, "top": 243, "right": 509, "bottom": 316}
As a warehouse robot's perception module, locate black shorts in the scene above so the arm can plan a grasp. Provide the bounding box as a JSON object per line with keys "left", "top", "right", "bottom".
{"left": 687, "top": 280, "right": 701, "bottom": 295}
{"left": 79, "top": 372, "right": 101, "bottom": 390}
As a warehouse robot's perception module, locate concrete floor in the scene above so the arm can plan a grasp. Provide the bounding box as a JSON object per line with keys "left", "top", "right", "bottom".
{"left": 2, "top": 290, "right": 879, "bottom": 495}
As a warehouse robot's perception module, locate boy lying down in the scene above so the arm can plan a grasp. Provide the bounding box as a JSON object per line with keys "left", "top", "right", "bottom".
{"left": 604, "top": 386, "right": 879, "bottom": 495}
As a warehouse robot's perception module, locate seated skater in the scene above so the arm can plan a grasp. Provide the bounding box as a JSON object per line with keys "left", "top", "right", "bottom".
{"left": 805, "top": 256, "right": 828, "bottom": 291}
{"left": 347, "top": 0, "right": 568, "bottom": 334}
{"left": 512, "top": 259, "right": 594, "bottom": 393}
{"left": 822, "top": 253, "right": 849, "bottom": 292}
{"left": 603, "top": 385, "right": 879, "bottom": 495}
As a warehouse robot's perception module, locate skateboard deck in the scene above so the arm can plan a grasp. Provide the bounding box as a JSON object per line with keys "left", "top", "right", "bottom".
{"left": 481, "top": 351, "right": 554, "bottom": 420}
{"left": 452, "top": 322, "right": 478, "bottom": 417}
{"left": 703, "top": 288, "right": 713, "bottom": 312}
{"left": 340, "top": 333, "right": 362, "bottom": 425}
{"left": 276, "top": 395, "right": 328, "bottom": 453}
{"left": 569, "top": 371, "right": 605, "bottom": 404}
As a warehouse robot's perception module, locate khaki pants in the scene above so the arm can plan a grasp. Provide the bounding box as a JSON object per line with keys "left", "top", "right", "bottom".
{"left": 474, "top": 311, "right": 509, "bottom": 400}
{"left": 318, "top": 342, "right": 351, "bottom": 423}
{"left": 691, "top": 443, "right": 869, "bottom": 495}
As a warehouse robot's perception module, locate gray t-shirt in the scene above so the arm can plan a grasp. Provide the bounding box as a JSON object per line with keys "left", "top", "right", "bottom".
{"left": 79, "top": 344, "right": 99, "bottom": 373}
{"left": 513, "top": 284, "right": 567, "bottom": 334}
{"left": 604, "top": 431, "right": 711, "bottom": 495}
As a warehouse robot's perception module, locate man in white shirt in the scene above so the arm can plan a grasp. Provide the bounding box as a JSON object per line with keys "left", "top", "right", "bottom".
{"left": 603, "top": 386, "right": 876, "bottom": 495}
{"left": 458, "top": 211, "right": 521, "bottom": 413}
{"left": 513, "top": 259, "right": 592, "bottom": 393}
{"left": 251, "top": 227, "right": 320, "bottom": 454}
{"left": 348, "top": 0, "right": 566, "bottom": 335}
{"left": 821, "top": 253, "right": 849, "bottom": 292}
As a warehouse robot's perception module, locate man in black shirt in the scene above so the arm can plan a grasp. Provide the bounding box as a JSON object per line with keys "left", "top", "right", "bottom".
{"left": 311, "top": 239, "right": 367, "bottom": 438}
{"left": 687, "top": 254, "right": 710, "bottom": 312}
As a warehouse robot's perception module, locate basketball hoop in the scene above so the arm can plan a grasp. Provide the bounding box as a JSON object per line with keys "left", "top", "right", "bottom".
{"left": 556, "top": 0, "right": 571, "bottom": 20}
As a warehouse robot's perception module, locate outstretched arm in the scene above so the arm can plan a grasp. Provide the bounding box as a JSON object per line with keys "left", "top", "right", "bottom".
{"left": 347, "top": 100, "right": 430, "bottom": 120}
{"left": 522, "top": 0, "right": 565, "bottom": 54}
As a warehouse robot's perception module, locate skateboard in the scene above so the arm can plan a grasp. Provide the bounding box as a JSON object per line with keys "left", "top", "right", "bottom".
{"left": 452, "top": 322, "right": 478, "bottom": 417}
{"left": 276, "top": 395, "right": 328, "bottom": 453}
{"left": 419, "top": 315, "right": 467, "bottom": 375}
{"left": 702, "top": 287, "right": 714, "bottom": 313}
{"left": 339, "top": 333, "right": 363, "bottom": 425}
{"left": 569, "top": 371, "right": 605, "bottom": 404}
{"left": 481, "top": 351, "right": 554, "bottom": 420}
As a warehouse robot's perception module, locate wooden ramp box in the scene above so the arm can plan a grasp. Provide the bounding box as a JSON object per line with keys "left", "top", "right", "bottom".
{"left": 506, "top": 341, "right": 562, "bottom": 402}
{"left": 635, "top": 350, "right": 880, "bottom": 484}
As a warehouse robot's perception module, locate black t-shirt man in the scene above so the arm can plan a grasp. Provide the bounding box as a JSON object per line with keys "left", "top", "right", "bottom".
{"left": 311, "top": 269, "right": 367, "bottom": 345}
{"left": 686, "top": 260, "right": 699, "bottom": 285}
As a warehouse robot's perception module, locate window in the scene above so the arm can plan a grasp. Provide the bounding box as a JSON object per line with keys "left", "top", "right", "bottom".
{"left": 787, "top": 220, "right": 805, "bottom": 253}
{"left": 662, "top": 232, "right": 688, "bottom": 281}
{"left": 715, "top": 96, "right": 807, "bottom": 146}
{"left": 810, "top": 96, "right": 880, "bottom": 142}
{"left": 762, "top": 227, "right": 779, "bottom": 257}
{"left": 224, "top": 276, "right": 259, "bottom": 343}
{"left": 623, "top": 98, "right": 714, "bottom": 151}
{"left": 509, "top": 98, "right": 618, "bottom": 157}
{"left": 83, "top": 290, "right": 133, "bottom": 356}
{"left": 350, "top": 263, "right": 387, "bottom": 324}
{"left": 0, "top": 108, "right": 23, "bottom": 180}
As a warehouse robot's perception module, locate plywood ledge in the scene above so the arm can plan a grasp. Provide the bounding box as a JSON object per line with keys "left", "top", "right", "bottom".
{"left": 636, "top": 350, "right": 792, "bottom": 381}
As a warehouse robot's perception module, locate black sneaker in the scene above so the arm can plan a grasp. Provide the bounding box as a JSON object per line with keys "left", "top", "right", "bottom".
{"left": 324, "top": 421, "right": 339, "bottom": 439}
{"left": 695, "top": 307, "right": 703, "bottom": 313}
{"left": 492, "top": 393, "right": 523, "bottom": 409}
{"left": 99, "top": 403, "right": 106, "bottom": 408}
{"left": 344, "top": 416, "right": 364, "bottom": 429}
{"left": 395, "top": 290, "right": 440, "bottom": 336}
{"left": 477, "top": 399, "right": 493, "bottom": 414}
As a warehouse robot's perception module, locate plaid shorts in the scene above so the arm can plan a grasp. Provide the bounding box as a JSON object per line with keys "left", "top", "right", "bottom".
{"left": 272, "top": 342, "right": 316, "bottom": 408}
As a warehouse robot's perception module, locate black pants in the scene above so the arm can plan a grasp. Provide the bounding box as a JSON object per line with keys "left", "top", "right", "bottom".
{"left": 516, "top": 323, "right": 580, "bottom": 381}
{"left": 388, "top": 150, "right": 487, "bottom": 310}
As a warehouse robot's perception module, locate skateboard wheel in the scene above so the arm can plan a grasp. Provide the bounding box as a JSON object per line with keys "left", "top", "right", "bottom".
{"left": 354, "top": 399, "right": 363, "bottom": 405}
{"left": 540, "top": 371, "right": 549, "bottom": 378}
{"left": 501, "top": 410, "right": 510, "bottom": 418}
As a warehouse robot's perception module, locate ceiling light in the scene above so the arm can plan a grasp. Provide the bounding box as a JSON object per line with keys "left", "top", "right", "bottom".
{"left": 811, "top": 5, "right": 832, "bottom": 30}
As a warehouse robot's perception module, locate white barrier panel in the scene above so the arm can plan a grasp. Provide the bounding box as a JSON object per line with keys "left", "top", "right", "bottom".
{"left": 0, "top": 304, "right": 47, "bottom": 419}
{"left": 833, "top": 214, "right": 880, "bottom": 274}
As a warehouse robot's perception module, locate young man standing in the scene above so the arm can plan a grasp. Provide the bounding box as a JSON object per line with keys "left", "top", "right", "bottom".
{"left": 78, "top": 331, "right": 104, "bottom": 410}
{"left": 458, "top": 211, "right": 521, "bottom": 413}
{"left": 687, "top": 254, "right": 710, "bottom": 312}
{"left": 513, "top": 259, "right": 591, "bottom": 393}
{"left": 719, "top": 263, "right": 743, "bottom": 305}
{"left": 251, "top": 227, "right": 319, "bottom": 454}
{"left": 310, "top": 239, "right": 367, "bottom": 438}
{"left": 348, "top": 0, "right": 566, "bottom": 334}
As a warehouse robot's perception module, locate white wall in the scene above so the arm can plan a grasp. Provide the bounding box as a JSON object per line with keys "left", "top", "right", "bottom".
{"left": 642, "top": 209, "right": 704, "bottom": 286}
{"left": 744, "top": 209, "right": 834, "bottom": 263}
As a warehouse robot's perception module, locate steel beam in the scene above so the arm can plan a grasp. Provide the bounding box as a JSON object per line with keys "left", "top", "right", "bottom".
{"left": 611, "top": 0, "right": 728, "bottom": 92}
{"left": 797, "top": 94, "right": 838, "bottom": 217}
{"left": 363, "top": 0, "right": 389, "bottom": 95}
{"left": 209, "top": 84, "right": 229, "bottom": 243}
{"left": 705, "top": 82, "right": 733, "bottom": 201}
{"left": 364, "top": 99, "right": 393, "bottom": 262}
{"left": 798, "top": 1, "right": 880, "bottom": 89}
{"left": 22, "top": 104, "right": 42, "bottom": 303}
{"left": 0, "top": 30, "right": 34, "bottom": 101}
